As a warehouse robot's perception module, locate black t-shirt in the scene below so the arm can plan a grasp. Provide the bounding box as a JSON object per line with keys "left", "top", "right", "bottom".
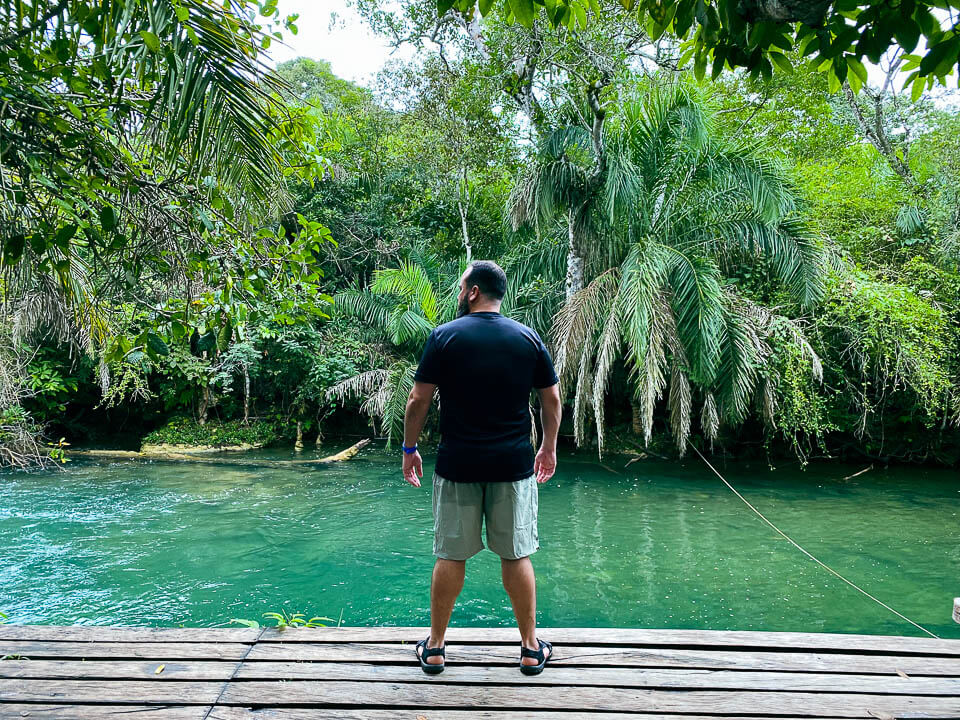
{"left": 414, "top": 311, "right": 559, "bottom": 483}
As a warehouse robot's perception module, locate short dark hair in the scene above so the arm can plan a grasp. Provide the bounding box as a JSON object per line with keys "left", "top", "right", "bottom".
{"left": 464, "top": 260, "right": 507, "bottom": 300}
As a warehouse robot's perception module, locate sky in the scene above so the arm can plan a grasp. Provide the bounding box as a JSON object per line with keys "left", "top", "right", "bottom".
{"left": 265, "top": 0, "right": 410, "bottom": 83}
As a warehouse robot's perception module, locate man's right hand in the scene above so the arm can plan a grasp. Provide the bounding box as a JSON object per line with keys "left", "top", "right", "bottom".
{"left": 402, "top": 449, "right": 423, "bottom": 488}
{"left": 533, "top": 446, "right": 556, "bottom": 484}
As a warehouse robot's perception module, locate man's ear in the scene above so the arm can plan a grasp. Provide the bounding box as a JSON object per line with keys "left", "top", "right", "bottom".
{"left": 469, "top": 285, "right": 480, "bottom": 303}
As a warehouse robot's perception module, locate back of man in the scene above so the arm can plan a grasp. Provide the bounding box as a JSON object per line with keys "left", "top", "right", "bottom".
{"left": 414, "top": 310, "right": 557, "bottom": 483}
{"left": 402, "top": 260, "right": 562, "bottom": 677}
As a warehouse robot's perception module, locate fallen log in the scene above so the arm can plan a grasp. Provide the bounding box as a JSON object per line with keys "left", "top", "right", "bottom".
{"left": 68, "top": 438, "right": 371, "bottom": 468}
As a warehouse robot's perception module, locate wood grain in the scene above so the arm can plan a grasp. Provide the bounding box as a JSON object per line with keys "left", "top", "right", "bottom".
{"left": 218, "top": 680, "right": 960, "bottom": 716}
{"left": 0, "top": 706, "right": 211, "bottom": 719}
{"left": 2, "top": 659, "right": 956, "bottom": 693}
{"left": 0, "top": 641, "right": 251, "bottom": 660}
{"left": 3, "top": 625, "right": 958, "bottom": 718}
{"left": 253, "top": 626, "right": 960, "bottom": 655}
{"left": 243, "top": 640, "right": 960, "bottom": 675}
{"left": 0, "top": 626, "right": 258, "bottom": 643}
{"left": 6, "top": 625, "right": 959, "bottom": 655}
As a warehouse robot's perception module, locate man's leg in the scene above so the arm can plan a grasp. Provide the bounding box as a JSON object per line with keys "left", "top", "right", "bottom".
{"left": 426, "top": 558, "right": 465, "bottom": 664}
{"left": 501, "top": 556, "right": 550, "bottom": 666}
{"left": 427, "top": 474, "right": 483, "bottom": 665}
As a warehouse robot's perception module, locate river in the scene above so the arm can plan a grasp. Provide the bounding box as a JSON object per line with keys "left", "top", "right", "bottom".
{"left": 1, "top": 446, "right": 957, "bottom": 638}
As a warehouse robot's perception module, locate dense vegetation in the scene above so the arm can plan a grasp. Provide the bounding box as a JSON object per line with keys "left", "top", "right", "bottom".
{"left": 3, "top": 0, "right": 960, "bottom": 468}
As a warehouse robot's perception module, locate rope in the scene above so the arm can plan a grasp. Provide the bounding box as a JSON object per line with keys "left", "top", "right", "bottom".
{"left": 687, "top": 442, "right": 940, "bottom": 640}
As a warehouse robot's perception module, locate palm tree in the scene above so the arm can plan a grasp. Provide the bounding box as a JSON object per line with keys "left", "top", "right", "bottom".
{"left": 515, "top": 84, "right": 825, "bottom": 456}
{"left": 327, "top": 249, "right": 463, "bottom": 442}
{"left": 508, "top": 126, "right": 604, "bottom": 301}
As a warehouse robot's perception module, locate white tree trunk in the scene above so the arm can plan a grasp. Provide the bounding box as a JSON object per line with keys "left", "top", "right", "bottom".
{"left": 458, "top": 200, "right": 472, "bottom": 263}
{"left": 564, "top": 209, "right": 584, "bottom": 299}
{"left": 242, "top": 363, "right": 250, "bottom": 425}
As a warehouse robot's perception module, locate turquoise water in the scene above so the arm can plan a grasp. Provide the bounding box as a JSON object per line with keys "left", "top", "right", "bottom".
{"left": 1, "top": 446, "right": 958, "bottom": 638}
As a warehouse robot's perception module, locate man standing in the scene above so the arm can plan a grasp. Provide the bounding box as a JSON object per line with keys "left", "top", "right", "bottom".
{"left": 402, "top": 260, "right": 562, "bottom": 676}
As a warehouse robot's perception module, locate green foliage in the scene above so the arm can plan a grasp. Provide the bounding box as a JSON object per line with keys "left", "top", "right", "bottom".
{"left": 142, "top": 417, "right": 277, "bottom": 448}
{"left": 793, "top": 145, "right": 908, "bottom": 261}
{"left": 538, "top": 83, "right": 825, "bottom": 455}
{"left": 817, "top": 271, "right": 954, "bottom": 429}
{"left": 4, "top": 0, "right": 960, "bottom": 468}
{"left": 455, "top": 0, "right": 960, "bottom": 95}
{"left": 328, "top": 250, "right": 460, "bottom": 443}
{"left": 766, "top": 328, "right": 837, "bottom": 453}
{"left": 256, "top": 319, "right": 373, "bottom": 422}
{"left": 230, "top": 609, "right": 338, "bottom": 630}
{"left": 24, "top": 351, "right": 81, "bottom": 418}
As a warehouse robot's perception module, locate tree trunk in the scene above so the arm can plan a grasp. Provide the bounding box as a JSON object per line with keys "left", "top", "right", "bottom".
{"left": 564, "top": 209, "right": 584, "bottom": 299}
{"left": 457, "top": 199, "right": 472, "bottom": 263}
{"left": 199, "top": 382, "right": 210, "bottom": 425}
{"left": 295, "top": 419, "right": 304, "bottom": 451}
{"left": 242, "top": 363, "right": 250, "bottom": 426}
{"left": 842, "top": 82, "right": 916, "bottom": 189}
{"left": 631, "top": 400, "right": 643, "bottom": 436}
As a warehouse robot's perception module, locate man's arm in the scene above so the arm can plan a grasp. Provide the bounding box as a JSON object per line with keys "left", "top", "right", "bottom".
{"left": 534, "top": 383, "right": 561, "bottom": 484}
{"left": 401, "top": 380, "right": 435, "bottom": 488}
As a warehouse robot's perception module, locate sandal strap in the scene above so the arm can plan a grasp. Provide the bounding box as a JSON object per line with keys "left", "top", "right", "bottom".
{"left": 418, "top": 637, "right": 445, "bottom": 659}
{"left": 520, "top": 639, "right": 545, "bottom": 661}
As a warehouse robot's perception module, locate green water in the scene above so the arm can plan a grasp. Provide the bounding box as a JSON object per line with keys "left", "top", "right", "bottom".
{"left": 1, "top": 446, "right": 958, "bottom": 638}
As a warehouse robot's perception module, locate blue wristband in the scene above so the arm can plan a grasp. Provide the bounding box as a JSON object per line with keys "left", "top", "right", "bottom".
{"left": 402, "top": 444, "right": 418, "bottom": 454}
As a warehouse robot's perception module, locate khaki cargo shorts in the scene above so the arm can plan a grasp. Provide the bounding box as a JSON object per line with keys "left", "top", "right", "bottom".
{"left": 432, "top": 472, "right": 539, "bottom": 561}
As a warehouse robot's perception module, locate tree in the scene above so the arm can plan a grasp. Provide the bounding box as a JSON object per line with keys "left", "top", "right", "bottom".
{"left": 0, "top": 0, "right": 333, "bottom": 465}
{"left": 447, "top": 0, "right": 960, "bottom": 97}
{"left": 509, "top": 114, "right": 608, "bottom": 300}
{"left": 328, "top": 249, "right": 463, "bottom": 442}
{"left": 518, "top": 84, "right": 825, "bottom": 454}
{"left": 383, "top": 56, "right": 519, "bottom": 263}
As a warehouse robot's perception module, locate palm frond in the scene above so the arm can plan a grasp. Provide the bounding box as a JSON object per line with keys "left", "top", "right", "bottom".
{"left": 334, "top": 289, "right": 392, "bottom": 331}
{"left": 552, "top": 268, "right": 619, "bottom": 392}
{"left": 668, "top": 364, "right": 692, "bottom": 455}
{"left": 387, "top": 308, "right": 434, "bottom": 346}
{"left": 701, "top": 392, "right": 720, "bottom": 448}
{"left": 661, "top": 246, "right": 724, "bottom": 386}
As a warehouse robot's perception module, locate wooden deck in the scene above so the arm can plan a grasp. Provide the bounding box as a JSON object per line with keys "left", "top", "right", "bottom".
{"left": 2, "top": 625, "right": 960, "bottom": 718}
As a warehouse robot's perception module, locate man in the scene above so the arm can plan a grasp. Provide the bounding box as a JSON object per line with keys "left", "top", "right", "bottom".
{"left": 402, "top": 260, "right": 562, "bottom": 676}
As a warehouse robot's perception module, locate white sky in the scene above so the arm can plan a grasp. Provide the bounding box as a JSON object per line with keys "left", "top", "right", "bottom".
{"left": 266, "top": 0, "right": 410, "bottom": 83}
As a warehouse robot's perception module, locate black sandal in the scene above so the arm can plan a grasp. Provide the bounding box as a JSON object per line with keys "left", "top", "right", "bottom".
{"left": 520, "top": 638, "right": 553, "bottom": 675}
{"left": 415, "top": 636, "right": 445, "bottom": 674}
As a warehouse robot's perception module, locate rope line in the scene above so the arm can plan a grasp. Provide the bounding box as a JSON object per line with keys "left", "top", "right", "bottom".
{"left": 688, "top": 442, "right": 940, "bottom": 640}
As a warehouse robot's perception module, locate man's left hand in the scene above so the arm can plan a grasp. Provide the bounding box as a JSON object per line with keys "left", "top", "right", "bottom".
{"left": 402, "top": 450, "right": 423, "bottom": 488}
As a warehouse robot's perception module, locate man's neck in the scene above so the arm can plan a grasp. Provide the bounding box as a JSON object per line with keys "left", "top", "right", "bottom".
{"left": 470, "top": 304, "right": 501, "bottom": 314}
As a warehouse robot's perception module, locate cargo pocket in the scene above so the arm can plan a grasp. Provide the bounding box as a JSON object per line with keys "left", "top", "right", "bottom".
{"left": 510, "top": 475, "right": 538, "bottom": 558}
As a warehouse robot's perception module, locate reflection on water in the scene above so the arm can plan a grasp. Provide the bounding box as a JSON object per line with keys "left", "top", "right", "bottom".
{"left": 1, "top": 447, "right": 957, "bottom": 637}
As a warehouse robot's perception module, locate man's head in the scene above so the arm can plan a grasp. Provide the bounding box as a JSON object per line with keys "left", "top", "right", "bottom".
{"left": 457, "top": 260, "right": 507, "bottom": 318}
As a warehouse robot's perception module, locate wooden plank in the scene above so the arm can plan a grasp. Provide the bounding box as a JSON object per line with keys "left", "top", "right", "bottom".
{"left": 0, "top": 641, "right": 251, "bottom": 660}
{"left": 0, "top": 659, "right": 237, "bottom": 680}
{"left": 208, "top": 710, "right": 855, "bottom": 720}
{"left": 0, "top": 626, "right": 259, "bottom": 643}
{"left": 0, "top": 706, "right": 211, "bottom": 720}
{"left": 0, "top": 679, "right": 222, "bottom": 704}
{"left": 6, "top": 624, "right": 957, "bottom": 654}
{"left": 218, "top": 681, "right": 960, "bottom": 716}
{"left": 227, "top": 661, "right": 960, "bottom": 694}
{"left": 5, "top": 658, "right": 957, "bottom": 692}
{"left": 257, "top": 626, "right": 960, "bottom": 655}
{"left": 243, "top": 641, "right": 960, "bottom": 675}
